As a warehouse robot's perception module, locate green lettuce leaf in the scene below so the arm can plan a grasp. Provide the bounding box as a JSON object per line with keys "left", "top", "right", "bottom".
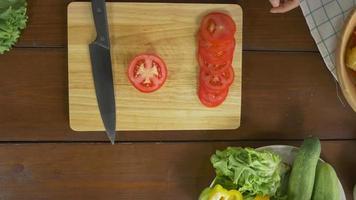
{"left": 271, "top": 162, "right": 290, "bottom": 200}
{"left": 0, "top": 0, "right": 27, "bottom": 54}
{"left": 210, "top": 147, "right": 285, "bottom": 198}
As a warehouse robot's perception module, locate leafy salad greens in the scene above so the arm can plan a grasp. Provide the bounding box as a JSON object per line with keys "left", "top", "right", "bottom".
{"left": 203, "top": 147, "right": 290, "bottom": 200}
{"left": 0, "top": 0, "right": 28, "bottom": 54}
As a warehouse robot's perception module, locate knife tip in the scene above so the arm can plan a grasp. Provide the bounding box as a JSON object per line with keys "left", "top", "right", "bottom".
{"left": 106, "top": 130, "right": 116, "bottom": 145}
{"left": 110, "top": 139, "right": 115, "bottom": 145}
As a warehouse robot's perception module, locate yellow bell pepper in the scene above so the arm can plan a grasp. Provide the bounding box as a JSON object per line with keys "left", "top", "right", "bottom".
{"left": 208, "top": 184, "right": 243, "bottom": 200}
{"left": 254, "top": 195, "right": 270, "bottom": 200}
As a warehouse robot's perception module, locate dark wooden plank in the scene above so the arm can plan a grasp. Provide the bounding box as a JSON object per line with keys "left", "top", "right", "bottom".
{"left": 17, "top": 0, "right": 316, "bottom": 51}
{"left": 0, "top": 141, "right": 353, "bottom": 199}
{"left": 240, "top": 0, "right": 316, "bottom": 51}
{"left": 0, "top": 48, "right": 355, "bottom": 141}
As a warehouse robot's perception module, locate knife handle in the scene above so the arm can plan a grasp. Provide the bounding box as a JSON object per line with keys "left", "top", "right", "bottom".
{"left": 91, "top": 0, "right": 110, "bottom": 48}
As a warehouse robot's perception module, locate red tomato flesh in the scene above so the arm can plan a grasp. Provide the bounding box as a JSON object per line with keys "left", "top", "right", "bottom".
{"left": 200, "top": 67, "right": 234, "bottom": 91}
{"left": 199, "top": 12, "right": 236, "bottom": 43}
{"left": 198, "top": 37, "right": 235, "bottom": 50}
{"left": 198, "top": 85, "right": 228, "bottom": 107}
{"left": 127, "top": 54, "right": 167, "bottom": 93}
{"left": 197, "top": 12, "right": 236, "bottom": 107}
{"left": 198, "top": 54, "right": 231, "bottom": 73}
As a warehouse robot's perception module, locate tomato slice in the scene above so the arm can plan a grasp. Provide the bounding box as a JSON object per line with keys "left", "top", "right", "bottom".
{"left": 198, "top": 36, "right": 235, "bottom": 50}
{"left": 199, "top": 43, "right": 234, "bottom": 61}
{"left": 200, "top": 67, "right": 234, "bottom": 91}
{"left": 198, "top": 32, "right": 235, "bottom": 73}
{"left": 198, "top": 54, "right": 231, "bottom": 73}
{"left": 198, "top": 40, "right": 235, "bottom": 73}
{"left": 198, "top": 85, "right": 228, "bottom": 107}
{"left": 197, "top": 12, "right": 236, "bottom": 107}
{"left": 199, "top": 12, "right": 236, "bottom": 43}
{"left": 127, "top": 54, "right": 167, "bottom": 93}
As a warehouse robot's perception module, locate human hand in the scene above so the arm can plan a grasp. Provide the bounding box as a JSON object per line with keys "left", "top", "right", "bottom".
{"left": 269, "top": 0, "right": 300, "bottom": 13}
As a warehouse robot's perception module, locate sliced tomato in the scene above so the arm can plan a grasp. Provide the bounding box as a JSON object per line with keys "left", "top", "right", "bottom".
{"left": 196, "top": 12, "right": 236, "bottom": 107}
{"left": 198, "top": 85, "right": 228, "bottom": 107}
{"left": 200, "top": 67, "right": 234, "bottom": 91}
{"left": 197, "top": 33, "right": 235, "bottom": 73}
{"left": 198, "top": 36, "right": 235, "bottom": 50}
{"left": 199, "top": 12, "right": 236, "bottom": 43}
{"left": 198, "top": 41, "right": 235, "bottom": 73}
{"left": 198, "top": 54, "right": 231, "bottom": 73}
{"left": 127, "top": 54, "right": 167, "bottom": 93}
{"left": 199, "top": 43, "right": 234, "bottom": 61}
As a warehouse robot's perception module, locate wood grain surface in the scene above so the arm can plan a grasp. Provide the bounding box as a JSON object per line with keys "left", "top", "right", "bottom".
{"left": 0, "top": 49, "right": 355, "bottom": 141}
{"left": 17, "top": 0, "right": 316, "bottom": 51}
{"left": 0, "top": 141, "right": 354, "bottom": 200}
{"left": 68, "top": 2, "right": 242, "bottom": 131}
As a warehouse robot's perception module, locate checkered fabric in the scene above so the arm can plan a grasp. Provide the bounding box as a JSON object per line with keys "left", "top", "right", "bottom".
{"left": 300, "top": 0, "right": 356, "bottom": 80}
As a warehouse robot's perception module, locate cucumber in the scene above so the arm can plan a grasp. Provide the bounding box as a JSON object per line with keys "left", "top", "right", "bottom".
{"left": 312, "top": 162, "right": 340, "bottom": 200}
{"left": 287, "top": 137, "right": 321, "bottom": 200}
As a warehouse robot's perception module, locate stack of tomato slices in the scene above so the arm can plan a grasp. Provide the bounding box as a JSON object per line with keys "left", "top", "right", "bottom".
{"left": 197, "top": 12, "right": 236, "bottom": 107}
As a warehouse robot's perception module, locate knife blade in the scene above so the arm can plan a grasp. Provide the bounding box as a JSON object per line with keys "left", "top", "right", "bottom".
{"left": 89, "top": 0, "right": 116, "bottom": 144}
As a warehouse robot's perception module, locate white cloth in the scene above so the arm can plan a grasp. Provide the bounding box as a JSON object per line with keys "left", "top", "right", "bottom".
{"left": 299, "top": 0, "right": 356, "bottom": 80}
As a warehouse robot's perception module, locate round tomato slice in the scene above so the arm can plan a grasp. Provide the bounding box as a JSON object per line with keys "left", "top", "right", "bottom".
{"left": 198, "top": 36, "right": 235, "bottom": 50}
{"left": 199, "top": 43, "right": 234, "bottom": 64}
{"left": 200, "top": 67, "right": 234, "bottom": 91}
{"left": 198, "top": 85, "right": 228, "bottom": 107}
{"left": 199, "top": 12, "right": 236, "bottom": 43}
{"left": 198, "top": 54, "right": 231, "bottom": 73}
{"left": 127, "top": 54, "right": 167, "bottom": 93}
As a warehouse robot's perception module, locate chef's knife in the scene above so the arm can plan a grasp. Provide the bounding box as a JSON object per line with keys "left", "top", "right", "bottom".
{"left": 89, "top": 0, "right": 116, "bottom": 144}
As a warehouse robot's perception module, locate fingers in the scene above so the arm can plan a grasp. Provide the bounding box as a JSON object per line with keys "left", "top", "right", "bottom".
{"left": 270, "top": 0, "right": 300, "bottom": 13}
{"left": 269, "top": 0, "right": 280, "bottom": 7}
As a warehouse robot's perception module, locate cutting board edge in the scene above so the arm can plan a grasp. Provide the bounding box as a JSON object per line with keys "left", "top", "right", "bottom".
{"left": 69, "top": 125, "right": 241, "bottom": 132}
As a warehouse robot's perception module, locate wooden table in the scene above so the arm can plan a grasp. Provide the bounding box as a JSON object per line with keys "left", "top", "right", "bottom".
{"left": 0, "top": 0, "right": 355, "bottom": 199}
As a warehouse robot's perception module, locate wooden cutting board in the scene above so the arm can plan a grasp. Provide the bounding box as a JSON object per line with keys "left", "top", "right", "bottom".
{"left": 68, "top": 2, "right": 242, "bottom": 131}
